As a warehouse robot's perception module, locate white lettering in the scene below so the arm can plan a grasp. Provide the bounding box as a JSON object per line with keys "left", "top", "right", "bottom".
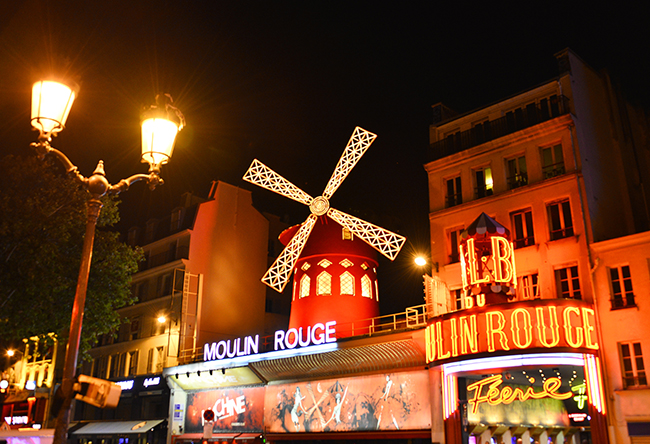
{"left": 325, "top": 321, "right": 337, "bottom": 343}
{"left": 285, "top": 328, "right": 299, "bottom": 349}
{"left": 212, "top": 395, "right": 246, "bottom": 420}
{"left": 143, "top": 377, "right": 160, "bottom": 388}
{"left": 312, "top": 323, "right": 325, "bottom": 344}
{"left": 116, "top": 380, "right": 134, "bottom": 390}
{"left": 205, "top": 323, "right": 338, "bottom": 361}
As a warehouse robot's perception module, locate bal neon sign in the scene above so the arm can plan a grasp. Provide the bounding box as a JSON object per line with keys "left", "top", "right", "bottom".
{"left": 204, "top": 321, "right": 336, "bottom": 362}
{"left": 466, "top": 374, "right": 572, "bottom": 414}
{"left": 425, "top": 300, "right": 599, "bottom": 365}
{"left": 460, "top": 236, "right": 517, "bottom": 293}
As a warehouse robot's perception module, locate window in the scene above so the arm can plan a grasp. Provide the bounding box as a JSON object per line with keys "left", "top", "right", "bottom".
{"left": 446, "top": 176, "right": 462, "bottom": 207}
{"left": 340, "top": 272, "right": 354, "bottom": 295}
{"left": 317, "top": 272, "right": 332, "bottom": 295}
{"left": 128, "top": 351, "right": 139, "bottom": 376}
{"left": 145, "top": 219, "right": 158, "bottom": 243}
{"left": 265, "top": 297, "right": 273, "bottom": 312}
{"left": 547, "top": 199, "right": 574, "bottom": 240}
{"left": 130, "top": 316, "right": 141, "bottom": 340}
{"left": 448, "top": 228, "right": 463, "bottom": 263}
{"left": 170, "top": 207, "right": 184, "bottom": 231}
{"left": 157, "top": 273, "right": 173, "bottom": 297}
{"left": 300, "top": 275, "right": 310, "bottom": 298}
{"left": 519, "top": 273, "right": 539, "bottom": 299}
{"left": 155, "top": 346, "right": 165, "bottom": 373}
{"left": 474, "top": 167, "right": 493, "bottom": 198}
{"left": 610, "top": 265, "right": 635, "bottom": 309}
{"left": 506, "top": 155, "right": 528, "bottom": 189}
{"left": 146, "top": 348, "right": 154, "bottom": 374}
{"left": 361, "top": 275, "right": 372, "bottom": 298}
{"left": 555, "top": 266, "right": 581, "bottom": 299}
{"left": 511, "top": 209, "right": 535, "bottom": 248}
{"left": 541, "top": 144, "right": 565, "bottom": 178}
{"left": 342, "top": 228, "right": 353, "bottom": 240}
{"left": 109, "top": 354, "right": 120, "bottom": 378}
{"left": 451, "top": 289, "right": 463, "bottom": 311}
{"left": 620, "top": 342, "right": 647, "bottom": 388}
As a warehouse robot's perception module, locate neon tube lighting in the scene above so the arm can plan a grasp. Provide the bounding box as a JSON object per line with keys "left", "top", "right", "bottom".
{"left": 442, "top": 353, "right": 585, "bottom": 374}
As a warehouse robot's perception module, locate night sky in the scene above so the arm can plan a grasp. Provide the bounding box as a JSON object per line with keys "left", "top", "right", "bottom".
{"left": 1, "top": 1, "right": 648, "bottom": 314}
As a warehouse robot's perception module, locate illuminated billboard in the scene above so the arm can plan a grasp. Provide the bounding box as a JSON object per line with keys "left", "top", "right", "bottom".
{"left": 264, "top": 370, "right": 430, "bottom": 433}
{"left": 426, "top": 299, "right": 599, "bottom": 366}
{"left": 184, "top": 386, "right": 265, "bottom": 433}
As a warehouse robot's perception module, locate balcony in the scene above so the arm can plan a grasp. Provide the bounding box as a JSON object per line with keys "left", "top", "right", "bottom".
{"left": 141, "top": 245, "right": 189, "bottom": 271}
{"left": 611, "top": 294, "right": 636, "bottom": 310}
{"left": 429, "top": 95, "right": 570, "bottom": 161}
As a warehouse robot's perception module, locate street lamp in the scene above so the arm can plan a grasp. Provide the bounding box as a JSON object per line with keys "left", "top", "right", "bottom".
{"left": 30, "top": 79, "right": 185, "bottom": 444}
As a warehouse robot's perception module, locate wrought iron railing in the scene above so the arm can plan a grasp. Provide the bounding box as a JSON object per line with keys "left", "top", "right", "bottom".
{"left": 611, "top": 294, "right": 636, "bottom": 310}
{"left": 176, "top": 304, "right": 430, "bottom": 364}
{"left": 429, "top": 95, "right": 570, "bottom": 161}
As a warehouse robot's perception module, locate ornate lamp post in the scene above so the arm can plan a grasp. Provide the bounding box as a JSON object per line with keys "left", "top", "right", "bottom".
{"left": 30, "top": 79, "right": 185, "bottom": 444}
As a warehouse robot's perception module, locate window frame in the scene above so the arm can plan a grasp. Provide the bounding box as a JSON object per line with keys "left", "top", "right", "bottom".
{"left": 473, "top": 165, "right": 494, "bottom": 199}
{"left": 610, "top": 265, "right": 636, "bottom": 309}
{"left": 518, "top": 273, "right": 539, "bottom": 299}
{"left": 555, "top": 265, "right": 581, "bottom": 299}
{"left": 547, "top": 198, "right": 574, "bottom": 240}
{"left": 619, "top": 342, "right": 647, "bottom": 388}
{"left": 445, "top": 175, "right": 462, "bottom": 208}
{"left": 447, "top": 227, "right": 464, "bottom": 264}
{"left": 511, "top": 208, "right": 535, "bottom": 249}
{"left": 505, "top": 154, "right": 528, "bottom": 189}
{"left": 541, "top": 143, "right": 565, "bottom": 179}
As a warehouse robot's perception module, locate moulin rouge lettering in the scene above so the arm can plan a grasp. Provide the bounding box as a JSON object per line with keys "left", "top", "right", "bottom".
{"left": 204, "top": 321, "right": 336, "bottom": 361}
{"left": 466, "top": 374, "right": 572, "bottom": 414}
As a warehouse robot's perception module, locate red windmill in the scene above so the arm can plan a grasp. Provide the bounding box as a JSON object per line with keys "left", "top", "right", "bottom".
{"left": 243, "top": 127, "right": 406, "bottom": 336}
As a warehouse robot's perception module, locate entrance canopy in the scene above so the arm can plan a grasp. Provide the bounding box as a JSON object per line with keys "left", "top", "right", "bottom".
{"left": 71, "top": 419, "right": 165, "bottom": 436}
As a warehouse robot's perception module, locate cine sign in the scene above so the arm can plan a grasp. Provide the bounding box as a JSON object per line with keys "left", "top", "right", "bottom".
{"left": 425, "top": 299, "right": 599, "bottom": 365}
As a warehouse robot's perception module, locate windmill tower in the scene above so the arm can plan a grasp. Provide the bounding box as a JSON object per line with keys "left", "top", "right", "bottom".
{"left": 243, "top": 127, "right": 406, "bottom": 336}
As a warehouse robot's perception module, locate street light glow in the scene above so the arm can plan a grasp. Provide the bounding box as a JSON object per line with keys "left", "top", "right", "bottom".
{"left": 31, "top": 80, "right": 77, "bottom": 136}
{"left": 414, "top": 256, "right": 427, "bottom": 267}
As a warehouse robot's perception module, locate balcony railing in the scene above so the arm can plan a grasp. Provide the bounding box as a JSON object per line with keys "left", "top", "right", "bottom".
{"left": 176, "top": 304, "right": 430, "bottom": 364}
{"left": 623, "top": 374, "right": 648, "bottom": 389}
{"left": 611, "top": 294, "right": 636, "bottom": 310}
{"left": 429, "top": 95, "right": 570, "bottom": 161}
{"left": 141, "top": 245, "right": 189, "bottom": 271}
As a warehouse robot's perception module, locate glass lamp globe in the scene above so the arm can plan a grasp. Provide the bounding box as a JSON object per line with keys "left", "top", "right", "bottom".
{"left": 31, "top": 80, "right": 77, "bottom": 136}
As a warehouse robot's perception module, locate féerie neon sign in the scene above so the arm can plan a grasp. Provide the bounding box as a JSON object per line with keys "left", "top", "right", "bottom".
{"left": 466, "top": 374, "right": 572, "bottom": 414}
{"left": 204, "top": 321, "right": 336, "bottom": 361}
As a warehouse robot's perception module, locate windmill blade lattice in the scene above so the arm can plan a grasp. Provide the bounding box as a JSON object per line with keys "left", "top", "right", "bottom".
{"left": 243, "top": 159, "right": 314, "bottom": 206}
{"left": 262, "top": 214, "right": 317, "bottom": 292}
{"left": 242, "top": 126, "right": 406, "bottom": 292}
{"left": 322, "top": 127, "right": 377, "bottom": 199}
{"left": 327, "top": 208, "right": 406, "bottom": 260}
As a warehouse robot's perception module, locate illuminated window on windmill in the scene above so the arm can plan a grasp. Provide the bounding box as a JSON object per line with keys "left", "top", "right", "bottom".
{"left": 342, "top": 228, "right": 353, "bottom": 240}
{"left": 340, "top": 272, "right": 354, "bottom": 295}
{"left": 301, "top": 262, "right": 311, "bottom": 271}
{"left": 340, "top": 259, "right": 353, "bottom": 268}
{"left": 318, "top": 259, "right": 332, "bottom": 268}
{"left": 317, "top": 272, "right": 332, "bottom": 295}
{"left": 300, "top": 275, "right": 310, "bottom": 298}
{"left": 360, "top": 263, "right": 368, "bottom": 270}
{"left": 375, "top": 281, "right": 379, "bottom": 301}
{"left": 361, "top": 275, "right": 372, "bottom": 298}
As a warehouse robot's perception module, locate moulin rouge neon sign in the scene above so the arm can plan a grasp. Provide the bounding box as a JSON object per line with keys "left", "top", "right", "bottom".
{"left": 204, "top": 321, "right": 337, "bottom": 361}
{"left": 466, "top": 374, "right": 572, "bottom": 414}
{"left": 425, "top": 300, "right": 599, "bottom": 365}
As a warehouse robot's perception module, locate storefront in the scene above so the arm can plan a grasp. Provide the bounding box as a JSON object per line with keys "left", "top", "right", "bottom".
{"left": 165, "top": 327, "right": 431, "bottom": 443}
{"left": 426, "top": 299, "right": 607, "bottom": 444}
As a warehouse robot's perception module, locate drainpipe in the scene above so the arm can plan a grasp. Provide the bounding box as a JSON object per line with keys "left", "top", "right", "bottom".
{"left": 569, "top": 123, "right": 616, "bottom": 444}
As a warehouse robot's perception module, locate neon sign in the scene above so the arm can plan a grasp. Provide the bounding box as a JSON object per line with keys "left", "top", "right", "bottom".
{"left": 143, "top": 376, "right": 161, "bottom": 388}
{"left": 425, "top": 300, "right": 599, "bottom": 365}
{"left": 466, "top": 374, "right": 572, "bottom": 414}
{"left": 204, "top": 321, "right": 337, "bottom": 362}
{"left": 460, "top": 236, "right": 517, "bottom": 291}
{"left": 116, "top": 380, "right": 134, "bottom": 390}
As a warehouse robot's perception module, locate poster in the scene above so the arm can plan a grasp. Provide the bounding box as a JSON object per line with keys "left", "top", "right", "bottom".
{"left": 184, "top": 386, "right": 265, "bottom": 433}
{"left": 264, "top": 370, "right": 431, "bottom": 433}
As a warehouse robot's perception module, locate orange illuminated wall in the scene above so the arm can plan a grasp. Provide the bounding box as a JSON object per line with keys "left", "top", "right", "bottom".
{"left": 282, "top": 216, "right": 379, "bottom": 337}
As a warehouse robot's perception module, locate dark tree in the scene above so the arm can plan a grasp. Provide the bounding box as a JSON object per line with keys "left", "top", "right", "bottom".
{"left": 0, "top": 154, "right": 142, "bottom": 357}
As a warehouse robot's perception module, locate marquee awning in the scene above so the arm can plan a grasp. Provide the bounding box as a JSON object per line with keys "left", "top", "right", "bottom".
{"left": 71, "top": 419, "right": 165, "bottom": 436}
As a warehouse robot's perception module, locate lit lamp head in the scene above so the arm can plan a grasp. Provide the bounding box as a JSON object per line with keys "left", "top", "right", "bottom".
{"left": 140, "top": 93, "right": 185, "bottom": 174}
{"left": 31, "top": 80, "right": 78, "bottom": 141}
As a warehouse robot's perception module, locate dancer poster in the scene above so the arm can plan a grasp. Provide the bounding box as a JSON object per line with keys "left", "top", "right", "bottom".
{"left": 264, "top": 370, "right": 430, "bottom": 433}
{"left": 184, "top": 386, "right": 265, "bottom": 433}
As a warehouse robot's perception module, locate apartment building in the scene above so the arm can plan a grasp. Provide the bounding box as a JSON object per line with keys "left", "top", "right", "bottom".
{"left": 72, "top": 181, "right": 288, "bottom": 444}
{"left": 424, "top": 49, "right": 650, "bottom": 444}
